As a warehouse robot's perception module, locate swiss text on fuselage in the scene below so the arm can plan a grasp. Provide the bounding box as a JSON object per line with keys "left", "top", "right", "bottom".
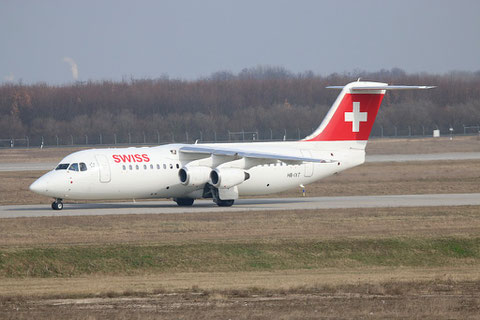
{"left": 112, "top": 154, "right": 150, "bottom": 163}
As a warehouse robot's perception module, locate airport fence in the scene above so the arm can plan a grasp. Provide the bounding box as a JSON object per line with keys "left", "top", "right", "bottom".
{"left": 1, "top": 124, "right": 479, "bottom": 149}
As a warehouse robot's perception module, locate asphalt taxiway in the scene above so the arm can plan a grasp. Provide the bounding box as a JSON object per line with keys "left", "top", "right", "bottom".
{"left": 1, "top": 193, "right": 479, "bottom": 219}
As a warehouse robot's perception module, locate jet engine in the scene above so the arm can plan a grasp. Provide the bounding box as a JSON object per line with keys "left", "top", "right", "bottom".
{"left": 178, "top": 166, "right": 212, "bottom": 186}
{"left": 210, "top": 168, "right": 250, "bottom": 189}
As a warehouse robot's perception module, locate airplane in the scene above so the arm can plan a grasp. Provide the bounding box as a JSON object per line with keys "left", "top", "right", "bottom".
{"left": 29, "top": 80, "right": 434, "bottom": 210}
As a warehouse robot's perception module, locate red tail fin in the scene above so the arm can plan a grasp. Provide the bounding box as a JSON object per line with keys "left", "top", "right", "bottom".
{"left": 304, "top": 81, "right": 435, "bottom": 142}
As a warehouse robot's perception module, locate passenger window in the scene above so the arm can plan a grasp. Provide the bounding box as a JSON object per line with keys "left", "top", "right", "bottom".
{"left": 55, "top": 163, "right": 69, "bottom": 170}
{"left": 122, "top": 165, "right": 126, "bottom": 170}
{"left": 163, "top": 164, "right": 166, "bottom": 169}
{"left": 68, "top": 163, "right": 79, "bottom": 171}
{"left": 170, "top": 164, "right": 173, "bottom": 169}
{"left": 136, "top": 165, "right": 139, "bottom": 170}
{"left": 129, "top": 165, "right": 133, "bottom": 170}
{"left": 150, "top": 164, "right": 154, "bottom": 169}
{"left": 80, "top": 162, "right": 87, "bottom": 171}
{"left": 176, "top": 164, "right": 180, "bottom": 169}
{"left": 157, "top": 164, "right": 160, "bottom": 169}
{"left": 143, "top": 164, "right": 147, "bottom": 170}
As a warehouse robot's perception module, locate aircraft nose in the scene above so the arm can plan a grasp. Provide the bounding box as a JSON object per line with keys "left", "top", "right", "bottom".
{"left": 29, "top": 177, "right": 49, "bottom": 194}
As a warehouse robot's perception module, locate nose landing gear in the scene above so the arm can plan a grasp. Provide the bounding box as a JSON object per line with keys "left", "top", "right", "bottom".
{"left": 51, "top": 199, "right": 64, "bottom": 210}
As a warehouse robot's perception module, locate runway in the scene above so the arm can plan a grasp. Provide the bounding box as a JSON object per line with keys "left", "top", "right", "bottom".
{"left": 2, "top": 152, "right": 480, "bottom": 172}
{"left": 1, "top": 193, "right": 479, "bottom": 219}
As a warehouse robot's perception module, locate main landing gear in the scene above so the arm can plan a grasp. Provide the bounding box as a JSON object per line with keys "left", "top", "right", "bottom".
{"left": 174, "top": 185, "right": 235, "bottom": 207}
{"left": 51, "top": 199, "right": 63, "bottom": 210}
{"left": 204, "top": 184, "right": 235, "bottom": 207}
{"left": 174, "top": 197, "right": 234, "bottom": 207}
{"left": 215, "top": 199, "right": 234, "bottom": 207}
{"left": 174, "top": 198, "right": 195, "bottom": 206}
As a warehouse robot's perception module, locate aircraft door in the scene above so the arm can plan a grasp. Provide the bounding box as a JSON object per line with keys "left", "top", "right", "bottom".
{"left": 301, "top": 150, "right": 314, "bottom": 177}
{"left": 95, "top": 155, "right": 111, "bottom": 183}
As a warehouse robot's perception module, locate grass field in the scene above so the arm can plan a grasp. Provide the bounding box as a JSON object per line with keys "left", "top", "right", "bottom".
{"left": 2, "top": 278, "right": 479, "bottom": 319}
{"left": 1, "top": 206, "right": 479, "bottom": 247}
{"left": 366, "top": 135, "right": 480, "bottom": 154}
{"left": 2, "top": 237, "right": 480, "bottom": 278}
{"left": 1, "top": 206, "right": 480, "bottom": 318}
{"left": 1, "top": 137, "right": 480, "bottom": 318}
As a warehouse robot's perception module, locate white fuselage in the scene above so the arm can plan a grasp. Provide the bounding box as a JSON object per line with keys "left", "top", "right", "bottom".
{"left": 30, "top": 140, "right": 365, "bottom": 201}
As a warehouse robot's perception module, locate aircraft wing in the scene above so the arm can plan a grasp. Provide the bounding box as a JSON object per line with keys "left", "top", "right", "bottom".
{"left": 179, "top": 145, "right": 332, "bottom": 168}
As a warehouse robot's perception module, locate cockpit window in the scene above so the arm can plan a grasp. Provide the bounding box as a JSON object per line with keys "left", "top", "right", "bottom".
{"left": 80, "top": 162, "right": 87, "bottom": 171}
{"left": 68, "top": 163, "right": 79, "bottom": 171}
{"left": 55, "top": 163, "right": 69, "bottom": 170}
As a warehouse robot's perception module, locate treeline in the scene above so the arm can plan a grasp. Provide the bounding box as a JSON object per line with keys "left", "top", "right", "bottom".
{"left": 1, "top": 67, "right": 480, "bottom": 144}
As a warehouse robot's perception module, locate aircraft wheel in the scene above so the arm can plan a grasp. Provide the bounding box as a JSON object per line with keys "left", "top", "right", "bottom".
{"left": 51, "top": 200, "right": 63, "bottom": 210}
{"left": 174, "top": 198, "right": 194, "bottom": 206}
{"left": 216, "top": 199, "right": 234, "bottom": 207}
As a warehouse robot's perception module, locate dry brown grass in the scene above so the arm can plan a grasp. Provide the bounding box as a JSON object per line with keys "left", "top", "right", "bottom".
{"left": 365, "top": 135, "right": 480, "bottom": 154}
{"left": 0, "top": 171, "right": 48, "bottom": 205}
{"left": 1, "top": 276, "right": 480, "bottom": 319}
{"left": 2, "top": 159, "right": 480, "bottom": 205}
{"left": 1, "top": 206, "right": 479, "bottom": 247}
{"left": 1, "top": 204, "right": 479, "bottom": 318}
{"left": 2, "top": 268, "right": 479, "bottom": 297}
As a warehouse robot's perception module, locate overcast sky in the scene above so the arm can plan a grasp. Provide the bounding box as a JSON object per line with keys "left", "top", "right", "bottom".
{"left": 1, "top": 0, "right": 479, "bottom": 84}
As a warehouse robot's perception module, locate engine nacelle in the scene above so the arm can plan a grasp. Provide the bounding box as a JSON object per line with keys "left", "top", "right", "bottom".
{"left": 210, "top": 168, "right": 250, "bottom": 189}
{"left": 178, "top": 166, "right": 211, "bottom": 186}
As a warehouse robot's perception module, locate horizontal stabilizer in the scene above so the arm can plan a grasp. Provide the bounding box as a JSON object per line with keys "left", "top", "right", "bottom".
{"left": 327, "top": 85, "right": 436, "bottom": 90}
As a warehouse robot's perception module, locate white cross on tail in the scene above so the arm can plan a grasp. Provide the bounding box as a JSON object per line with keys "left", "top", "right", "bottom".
{"left": 344, "top": 102, "right": 367, "bottom": 132}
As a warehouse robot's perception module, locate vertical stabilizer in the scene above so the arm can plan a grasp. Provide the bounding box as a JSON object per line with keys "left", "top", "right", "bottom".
{"left": 304, "top": 81, "right": 435, "bottom": 142}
